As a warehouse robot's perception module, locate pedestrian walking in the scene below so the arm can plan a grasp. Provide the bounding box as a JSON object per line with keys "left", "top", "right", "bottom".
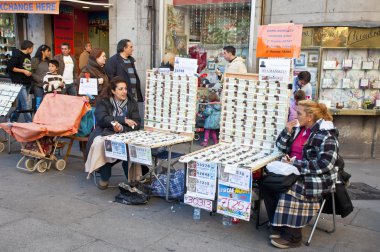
{"left": 7, "top": 40, "right": 34, "bottom": 123}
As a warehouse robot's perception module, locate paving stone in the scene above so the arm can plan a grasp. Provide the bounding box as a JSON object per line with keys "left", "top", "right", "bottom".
{"left": 72, "top": 240, "right": 130, "bottom": 252}
{"left": 0, "top": 217, "right": 94, "bottom": 252}
{"left": 0, "top": 207, "right": 25, "bottom": 226}
{"left": 68, "top": 207, "right": 175, "bottom": 251}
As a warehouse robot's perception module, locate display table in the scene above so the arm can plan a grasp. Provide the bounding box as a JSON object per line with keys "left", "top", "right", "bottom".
{"left": 180, "top": 73, "right": 290, "bottom": 221}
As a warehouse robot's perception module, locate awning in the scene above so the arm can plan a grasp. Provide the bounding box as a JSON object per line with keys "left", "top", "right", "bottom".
{"left": 0, "top": 0, "right": 60, "bottom": 14}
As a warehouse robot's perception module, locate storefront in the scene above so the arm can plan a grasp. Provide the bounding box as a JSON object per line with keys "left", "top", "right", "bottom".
{"left": 160, "top": 0, "right": 254, "bottom": 83}
{"left": 53, "top": 5, "right": 110, "bottom": 61}
{"left": 298, "top": 26, "right": 380, "bottom": 158}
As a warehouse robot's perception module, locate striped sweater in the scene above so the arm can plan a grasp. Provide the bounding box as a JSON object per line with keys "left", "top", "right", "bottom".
{"left": 43, "top": 72, "right": 65, "bottom": 93}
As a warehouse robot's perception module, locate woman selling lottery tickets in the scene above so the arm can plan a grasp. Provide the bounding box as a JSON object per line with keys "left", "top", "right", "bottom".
{"left": 85, "top": 76, "right": 141, "bottom": 190}
{"left": 263, "top": 100, "right": 339, "bottom": 249}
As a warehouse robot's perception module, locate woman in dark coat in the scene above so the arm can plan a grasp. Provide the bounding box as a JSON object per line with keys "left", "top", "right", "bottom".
{"left": 79, "top": 48, "right": 109, "bottom": 105}
{"left": 264, "top": 100, "right": 339, "bottom": 249}
{"left": 85, "top": 76, "right": 141, "bottom": 189}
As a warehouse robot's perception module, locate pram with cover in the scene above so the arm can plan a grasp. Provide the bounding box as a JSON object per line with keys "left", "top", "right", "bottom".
{"left": 0, "top": 94, "right": 91, "bottom": 172}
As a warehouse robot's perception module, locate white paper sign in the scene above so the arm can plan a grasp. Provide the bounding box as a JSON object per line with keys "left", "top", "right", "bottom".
{"left": 104, "top": 139, "right": 128, "bottom": 161}
{"left": 79, "top": 78, "right": 98, "bottom": 95}
{"left": 258, "top": 58, "right": 292, "bottom": 83}
{"left": 186, "top": 161, "right": 218, "bottom": 200}
{"left": 376, "top": 100, "right": 380, "bottom": 107}
{"left": 184, "top": 194, "right": 213, "bottom": 212}
{"left": 173, "top": 57, "right": 198, "bottom": 76}
{"left": 128, "top": 144, "right": 152, "bottom": 165}
{"left": 219, "top": 166, "right": 251, "bottom": 191}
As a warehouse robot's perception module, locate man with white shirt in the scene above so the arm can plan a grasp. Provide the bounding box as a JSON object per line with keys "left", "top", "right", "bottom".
{"left": 54, "top": 42, "right": 78, "bottom": 96}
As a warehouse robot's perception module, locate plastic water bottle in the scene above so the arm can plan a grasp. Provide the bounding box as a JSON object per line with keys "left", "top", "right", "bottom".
{"left": 193, "top": 207, "right": 201, "bottom": 220}
{"left": 222, "top": 215, "right": 232, "bottom": 226}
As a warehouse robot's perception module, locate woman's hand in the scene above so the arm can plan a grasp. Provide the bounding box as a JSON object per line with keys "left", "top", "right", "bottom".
{"left": 286, "top": 119, "right": 298, "bottom": 133}
{"left": 98, "top": 78, "right": 104, "bottom": 85}
{"left": 111, "top": 121, "right": 123, "bottom": 133}
{"left": 125, "top": 119, "right": 138, "bottom": 129}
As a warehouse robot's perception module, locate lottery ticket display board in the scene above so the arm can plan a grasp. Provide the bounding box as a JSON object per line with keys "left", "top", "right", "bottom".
{"left": 180, "top": 73, "right": 291, "bottom": 220}
{"left": 144, "top": 71, "right": 198, "bottom": 134}
{"left": 0, "top": 82, "right": 22, "bottom": 116}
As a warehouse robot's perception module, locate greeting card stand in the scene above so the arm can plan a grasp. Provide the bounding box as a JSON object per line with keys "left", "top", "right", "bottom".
{"left": 105, "top": 70, "right": 198, "bottom": 201}
{"left": 180, "top": 73, "right": 291, "bottom": 221}
{"left": 0, "top": 82, "right": 22, "bottom": 153}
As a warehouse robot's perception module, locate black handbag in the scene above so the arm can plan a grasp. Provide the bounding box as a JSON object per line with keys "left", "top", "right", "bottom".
{"left": 322, "top": 183, "right": 354, "bottom": 218}
{"left": 262, "top": 172, "right": 299, "bottom": 193}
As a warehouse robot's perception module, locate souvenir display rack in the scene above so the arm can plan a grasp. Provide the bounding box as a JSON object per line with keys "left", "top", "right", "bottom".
{"left": 319, "top": 48, "right": 380, "bottom": 115}
{"left": 104, "top": 70, "right": 198, "bottom": 200}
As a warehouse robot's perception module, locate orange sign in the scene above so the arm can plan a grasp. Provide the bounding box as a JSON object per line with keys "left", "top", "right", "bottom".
{"left": 0, "top": 1, "right": 60, "bottom": 14}
{"left": 256, "top": 24, "right": 303, "bottom": 58}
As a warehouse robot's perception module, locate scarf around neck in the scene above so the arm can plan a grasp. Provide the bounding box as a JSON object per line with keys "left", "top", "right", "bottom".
{"left": 110, "top": 97, "right": 128, "bottom": 117}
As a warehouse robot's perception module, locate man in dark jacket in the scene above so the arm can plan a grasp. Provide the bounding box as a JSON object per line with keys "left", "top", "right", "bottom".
{"left": 53, "top": 42, "right": 78, "bottom": 96}
{"left": 104, "top": 39, "right": 143, "bottom": 102}
{"left": 8, "top": 40, "right": 34, "bottom": 122}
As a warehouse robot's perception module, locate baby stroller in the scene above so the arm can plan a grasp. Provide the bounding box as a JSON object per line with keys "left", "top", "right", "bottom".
{"left": 0, "top": 94, "right": 91, "bottom": 173}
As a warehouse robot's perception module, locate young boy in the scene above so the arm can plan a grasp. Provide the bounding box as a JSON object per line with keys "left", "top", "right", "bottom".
{"left": 43, "top": 60, "right": 65, "bottom": 94}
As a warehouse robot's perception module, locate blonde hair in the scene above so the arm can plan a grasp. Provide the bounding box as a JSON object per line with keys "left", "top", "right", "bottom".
{"left": 162, "top": 52, "right": 176, "bottom": 66}
{"left": 298, "top": 100, "right": 333, "bottom": 121}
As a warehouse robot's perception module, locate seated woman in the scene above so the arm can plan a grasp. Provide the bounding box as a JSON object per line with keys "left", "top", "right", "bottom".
{"left": 85, "top": 76, "right": 141, "bottom": 190}
{"left": 263, "top": 100, "right": 339, "bottom": 249}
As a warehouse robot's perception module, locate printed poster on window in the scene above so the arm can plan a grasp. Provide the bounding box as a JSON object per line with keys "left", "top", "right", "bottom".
{"left": 79, "top": 78, "right": 98, "bottom": 95}
{"left": 217, "top": 184, "right": 252, "bottom": 221}
{"left": 128, "top": 144, "right": 152, "bottom": 165}
{"left": 104, "top": 139, "right": 128, "bottom": 161}
{"left": 256, "top": 23, "right": 303, "bottom": 58}
{"left": 185, "top": 161, "right": 218, "bottom": 200}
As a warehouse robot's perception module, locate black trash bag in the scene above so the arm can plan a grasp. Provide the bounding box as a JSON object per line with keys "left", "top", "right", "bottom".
{"left": 115, "top": 182, "right": 149, "bottom": 205}
{"left": 322, "top": 183, "right": 354, "bottom": 218}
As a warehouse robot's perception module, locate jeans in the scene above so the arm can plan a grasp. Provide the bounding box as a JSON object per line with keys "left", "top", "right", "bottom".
{"left": 99, "top": 160, "right": 129, "bottom": 182}
{"left": 10, "top": 85, "right": 32, "bottom": 123}
{"left": 64, "top": 83, "right": 77, "bottom": 96}
{"left": 33, "top": 86, "right": 44, "bottom": 110}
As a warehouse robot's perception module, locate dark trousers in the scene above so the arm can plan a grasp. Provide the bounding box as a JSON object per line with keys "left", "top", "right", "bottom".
{"left": 262, "top": 186, "right": 280, "bottom": 223}
{"left": 99, "top": 160, "right": 129, "bottom": 182}
{"left": 63, "top": 83, "right": 77, "bottom": 96}
{"left": 262, "top": 187, "right": 302, "bottom": 242}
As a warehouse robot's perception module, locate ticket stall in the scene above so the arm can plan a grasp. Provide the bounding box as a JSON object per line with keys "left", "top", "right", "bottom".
{"left": 180, "top": 73, "right": 291, "bottom": 222}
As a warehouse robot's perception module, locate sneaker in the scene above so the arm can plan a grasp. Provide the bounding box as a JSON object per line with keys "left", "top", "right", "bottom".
{"left": 270, "top": 237, "right": 301, "bottom": 249}
{"left": 269, "top": 226, "right": 282, "bottom": 239}
{"left": 97, "top": 179, "right": 109, "bottom": 190}
{"left": 200, "top": 140, "right": 208, "bottom": 147}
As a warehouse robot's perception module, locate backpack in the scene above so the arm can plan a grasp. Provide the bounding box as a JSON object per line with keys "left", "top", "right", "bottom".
{"left": 76, "top": 107, "right": 95, "bottom": 137}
